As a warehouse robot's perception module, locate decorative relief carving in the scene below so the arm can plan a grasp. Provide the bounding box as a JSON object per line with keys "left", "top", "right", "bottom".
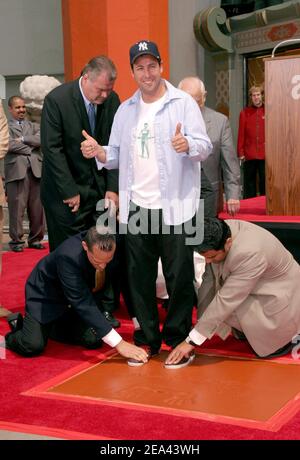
{"left": 193, "top": 7, "right": 233, "bottom": 53}
{"left": 267, "top": 22, "right": 298, "bottom": 42}
{"left": 194, "top": 1, "right": 300, "bottom": 52}
{"left": 234, "top": 20, "right": 300, "bottom": 50}
{"left": 215, "top": 70, "right": 229, "bottom": 115}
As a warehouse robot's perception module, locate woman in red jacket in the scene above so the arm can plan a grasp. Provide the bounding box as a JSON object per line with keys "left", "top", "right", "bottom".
{"left": 237, "top": 85, "right": 265, "bottom": 198}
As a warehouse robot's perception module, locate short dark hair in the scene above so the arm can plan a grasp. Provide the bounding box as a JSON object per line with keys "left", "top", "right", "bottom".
{"left": 84, "top": 225, "right": 116, "bottom": 252}
{"left": 8, "top": 95, "right": 24, "bottom": 107}
{"left": 81, "top": 56, "right": 117, "bottom": 81}
{"left": 197, "top": 218, "right": 231, "bottom": 252}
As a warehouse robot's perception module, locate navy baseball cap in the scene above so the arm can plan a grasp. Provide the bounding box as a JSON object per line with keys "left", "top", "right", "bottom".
{"left": 129, "top": 40, "right": 161, "bottom": 66}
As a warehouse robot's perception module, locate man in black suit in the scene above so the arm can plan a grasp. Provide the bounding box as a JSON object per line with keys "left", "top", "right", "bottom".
{"left": 40, "top": 55, "right": 120, "bottom": 251}
{"left": 5, "top": 226, "right": 148, "bottom": 364}
{"left": 40, "top": 56, "right": 121, "bottom": 327}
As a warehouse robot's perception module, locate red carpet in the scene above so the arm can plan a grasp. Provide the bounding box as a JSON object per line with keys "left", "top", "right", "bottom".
{"left": 219, "top": 195, "right": 300, "bottom": 223}
{"left": 1, "top": 246, "right": 300, "bottom": 440}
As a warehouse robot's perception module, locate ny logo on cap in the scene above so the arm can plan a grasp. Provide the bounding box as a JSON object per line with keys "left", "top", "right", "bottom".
{"left": 138, "top": 41, "right": 148, "bottom": 51}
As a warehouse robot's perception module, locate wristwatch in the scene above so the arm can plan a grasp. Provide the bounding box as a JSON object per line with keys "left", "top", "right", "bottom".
{"left": 185, "top": 336, "right": 198, "bottom": 347}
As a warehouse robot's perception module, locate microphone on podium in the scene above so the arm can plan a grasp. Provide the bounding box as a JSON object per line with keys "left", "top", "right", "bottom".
{"left": 271, "top": 39, "right": 300, "bottom": 58}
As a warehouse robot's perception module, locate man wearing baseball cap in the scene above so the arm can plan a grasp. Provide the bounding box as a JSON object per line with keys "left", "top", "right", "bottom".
{"left": 81, "top": 39, "right": 212, "bottom": 368}
{"left": 129, "top": 40, "right": 161, "bottom": 65}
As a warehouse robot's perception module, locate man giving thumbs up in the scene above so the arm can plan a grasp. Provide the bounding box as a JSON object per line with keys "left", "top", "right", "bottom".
{"left": 81, "top": 40, "right": 212, "bottom": 369}
{"left": 171, "top": 122, "right": 189, "bottom": 153}
{"left": 81, "top": 129, "right": 107, "bottom": 162}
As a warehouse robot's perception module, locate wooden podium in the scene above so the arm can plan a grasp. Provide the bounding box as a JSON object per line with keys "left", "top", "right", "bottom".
{"left": 265, "top": 56, "right": 300, "bottom": 215}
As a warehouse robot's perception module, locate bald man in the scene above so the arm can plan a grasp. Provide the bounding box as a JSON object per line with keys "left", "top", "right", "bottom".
{"left": 178, "top": 77, "right": 240, "bottom": 217}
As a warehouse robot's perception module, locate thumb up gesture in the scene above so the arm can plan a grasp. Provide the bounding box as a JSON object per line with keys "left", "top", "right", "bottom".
{"left": 81, "top": 130, "right": 106, "bottom": 162}
{"left": 171, "top": 123, "right": 189, "bottom": 153}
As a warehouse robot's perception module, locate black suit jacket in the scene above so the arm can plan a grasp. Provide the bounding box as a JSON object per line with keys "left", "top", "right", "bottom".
{"left": 40, "top": 79, "right": 120, "bottom": 249}
{"left": 25, "top": 232, "right": 114, "bottom": 338}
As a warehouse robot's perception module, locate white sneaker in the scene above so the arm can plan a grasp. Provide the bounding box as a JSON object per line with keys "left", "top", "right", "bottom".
{"left": 164, "top": 352, "right": 195, "bottom": 369}
{"left": 127, "top": 357, "right": 149, "bottom": 367}
{"left": 127, "top": 347, "right": 159, "bottom": 367}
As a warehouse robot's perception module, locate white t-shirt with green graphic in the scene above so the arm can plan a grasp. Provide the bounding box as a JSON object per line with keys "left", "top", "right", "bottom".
{"left": 131, "top": 94, "right": 166, "bottom": 209}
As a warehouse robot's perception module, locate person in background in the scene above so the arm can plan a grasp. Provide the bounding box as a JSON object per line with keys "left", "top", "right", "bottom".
{"left": 40, "top": 55, "right": 121, "bottom": 328}
{"left": 165, "top": 218, "right": 300, "bottom": 367}
{"left": 178, "top": 76, "right": 240, "bottom": 217}
{"left": 237, "top": 85, "right": 265, "bottom": 198}
{"left": 0, "top": 100, "right": 11, "bottom": 317}
{"left": 81, "top": 40, "right": 212, "bottom": 369}
{"left": 5, "top": 225, "right": 148, "bottom": 364}
{"left": 5, "top": 96, "right": 45, "bottom": 253}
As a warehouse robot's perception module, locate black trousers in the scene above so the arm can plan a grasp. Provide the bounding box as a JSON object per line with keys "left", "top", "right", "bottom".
{"left": 200, "top": 167, "right": 217, "bottom": 218}
{"left": 243, "top": 159, "right": 265, "bottom": 198}
{"left": 5, "top": 309, "right": 102, "bottom": 357}
{"left": 108, "top": 232, "right": 135, "bottom": 317}
{"left": 125, "top": 205, "right": 195, "bottom": 352}
{"left": 44, "top": 200, "right": 100, "bottom": 252}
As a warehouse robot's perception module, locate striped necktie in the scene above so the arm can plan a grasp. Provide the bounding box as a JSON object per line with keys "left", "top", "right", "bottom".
{"left": 92, "top": 269, "right": 105, "bottom": 293}
{"left": 88, "top": 103, "right": 96, "bottom": 136}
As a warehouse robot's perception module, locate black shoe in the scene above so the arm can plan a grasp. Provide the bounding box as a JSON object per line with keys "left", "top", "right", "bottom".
{"left": 161, "top": 299, "right": 169, "bottom": 310}
{"left": 28, "top": 242, "right": 45, "bottom": 250}
{"left": 4, "top": 332, "right": 13, "bottom": 350}
{"left": 11, "top": 245, "right": 24, "bottom": 253}
{"left": 103, "top": 311, "right": 120, "bottom": 328}
{"left": 258, "top": 342, "right": 293, "bottom": 359}
{"left": 232, "top": 327, "right": 247, "bottom": 341}
{"left": 164, "top": 351, "right": 196, "bottom": 369}
{"left": 7, "top": 313, "right": 23, "bottom": 332}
